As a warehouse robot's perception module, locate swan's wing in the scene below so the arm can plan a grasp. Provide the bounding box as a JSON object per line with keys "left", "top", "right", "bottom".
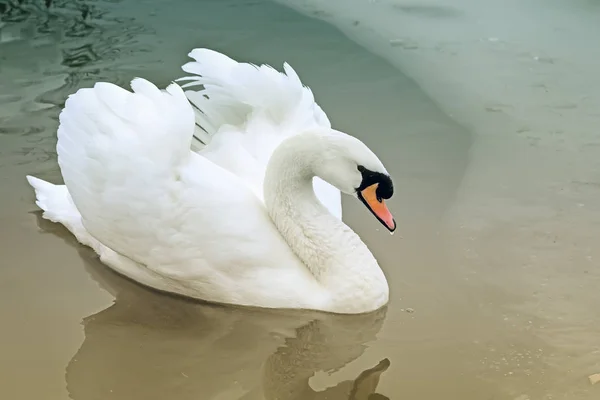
{"left": 178, "top": 48, "right": 342, "bottom": 218}
{"left": 56, "top": 78, "right": 299, "bottom": 279}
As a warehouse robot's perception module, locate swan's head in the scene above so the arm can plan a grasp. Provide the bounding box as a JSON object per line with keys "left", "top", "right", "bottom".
{"left": 315, "top": 130, "right": 396, "bottom": 232}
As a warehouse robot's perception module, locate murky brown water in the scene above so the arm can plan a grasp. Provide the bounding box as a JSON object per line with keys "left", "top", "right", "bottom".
{"left": 1, "top": 0, "right": 599, "bottom": 399}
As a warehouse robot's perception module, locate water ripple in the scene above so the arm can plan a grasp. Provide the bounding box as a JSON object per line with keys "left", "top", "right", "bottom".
{"left": 0, "top": 0, "right": 150, "bottom": 165}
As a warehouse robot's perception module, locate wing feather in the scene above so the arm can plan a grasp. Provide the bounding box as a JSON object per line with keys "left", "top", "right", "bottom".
{"left": 179, "top": 48, "right": 341, "bottom": 217}
{"left": 55, "top": 78, "right": 297, "bottom": 281}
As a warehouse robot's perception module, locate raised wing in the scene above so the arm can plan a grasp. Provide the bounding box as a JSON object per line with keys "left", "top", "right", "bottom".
{"left": 179, "top": 48, "right": 342, "bottom": 217}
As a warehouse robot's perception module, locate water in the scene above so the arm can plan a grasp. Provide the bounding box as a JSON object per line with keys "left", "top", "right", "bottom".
{"left": 0, "top": 0, "right": 598, "bottom": 399}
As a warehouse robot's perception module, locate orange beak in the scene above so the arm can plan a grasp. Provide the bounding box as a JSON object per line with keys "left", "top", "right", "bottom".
{"left": 358, "top": 183, "right": 396, "bottom": 232}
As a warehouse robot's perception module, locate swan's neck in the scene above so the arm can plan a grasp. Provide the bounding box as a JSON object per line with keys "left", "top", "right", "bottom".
{"left": 264, "top": 134, "right": 389, "bottom": 313}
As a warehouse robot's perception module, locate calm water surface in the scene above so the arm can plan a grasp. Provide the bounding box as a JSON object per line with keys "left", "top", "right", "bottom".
{"left": 0, "top": 0, "right": 598, "bottom": 399}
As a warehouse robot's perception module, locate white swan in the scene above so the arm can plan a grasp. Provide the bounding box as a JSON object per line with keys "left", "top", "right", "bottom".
{"left": 27, "top": 48, "right": 396, "bottom": 314}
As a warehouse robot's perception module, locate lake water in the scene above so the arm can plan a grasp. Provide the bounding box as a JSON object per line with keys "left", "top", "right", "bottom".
{"left": 0, "top": 0, "right": 598, "bottom": 399}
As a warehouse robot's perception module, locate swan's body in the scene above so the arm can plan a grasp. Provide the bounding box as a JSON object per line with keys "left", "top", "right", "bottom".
{"left": 27, "top": 49, "right": 396, "bottom": 314}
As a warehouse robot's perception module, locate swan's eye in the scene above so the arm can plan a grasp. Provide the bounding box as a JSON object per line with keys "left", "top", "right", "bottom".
{"left": 375, "top": 179, "right": 393, "bottom": 200}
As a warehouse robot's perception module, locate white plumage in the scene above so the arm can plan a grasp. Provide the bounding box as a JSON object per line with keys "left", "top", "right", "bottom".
{"left": 27, "top": 48, "right": 394, "bottom": 314}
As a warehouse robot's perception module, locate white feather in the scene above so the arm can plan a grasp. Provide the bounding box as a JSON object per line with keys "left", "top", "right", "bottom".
{"left": 179, "top": 49, "right": 339, "bottom": 211}
{"left": 26, "top": 48, "right": 391, "bottom": 314}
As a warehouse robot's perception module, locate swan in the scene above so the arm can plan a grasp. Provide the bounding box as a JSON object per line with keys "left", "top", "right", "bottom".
{"left": 26, "top": 48, "right": 397, "bottom": 314}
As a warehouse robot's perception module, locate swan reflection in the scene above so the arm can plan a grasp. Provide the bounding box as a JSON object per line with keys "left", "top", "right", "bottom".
{"left": 36, "top": 216, "right": 391, "bottom": 400}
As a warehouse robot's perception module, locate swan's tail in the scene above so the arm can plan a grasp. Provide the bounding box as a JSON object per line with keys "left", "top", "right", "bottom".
{"left": 26, "top": 176, "right": 77, "bottom": 223}
{"left": 177, "top": 48, "right": 330, "bottom": 152}
{"left": 25, "top": 175, "right": 94, "bottom": 245}
{"left": 26, "top": 176, "right": 147, "bottom": 276}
